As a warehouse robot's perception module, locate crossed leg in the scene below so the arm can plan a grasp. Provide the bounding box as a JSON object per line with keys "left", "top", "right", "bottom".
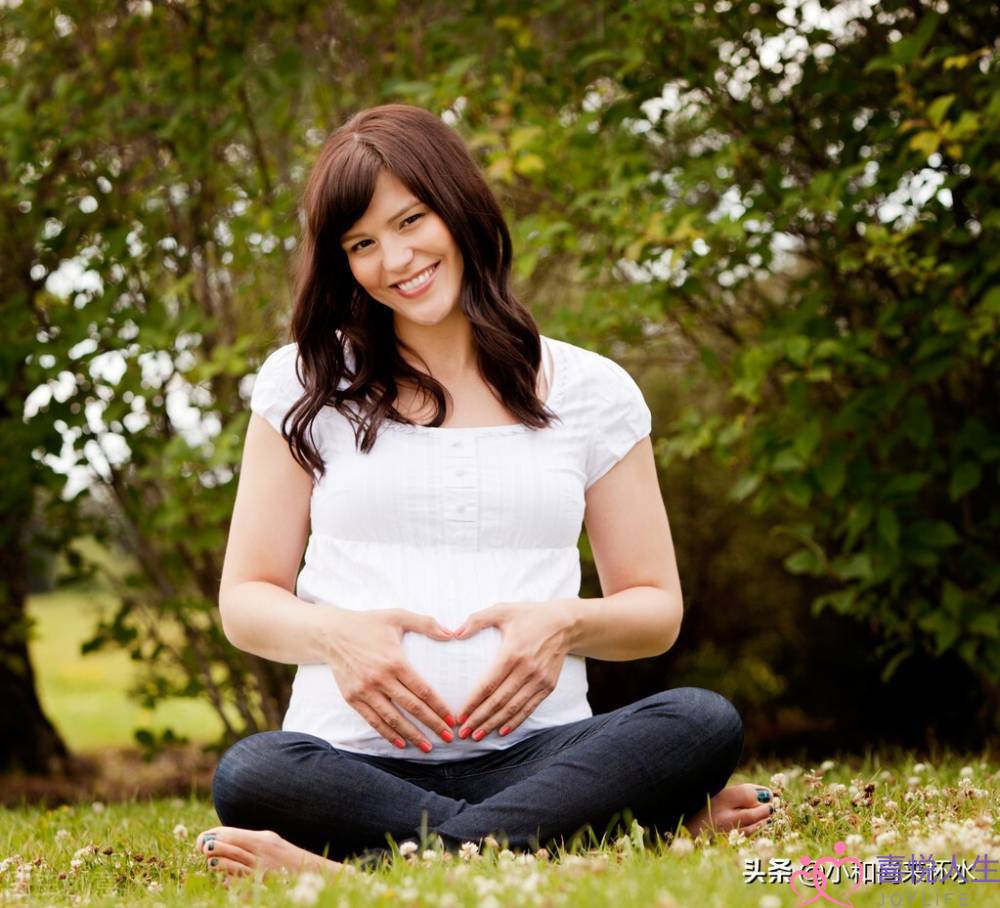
{"left": 197, "top": 688, "right": 774, "bottom": 877}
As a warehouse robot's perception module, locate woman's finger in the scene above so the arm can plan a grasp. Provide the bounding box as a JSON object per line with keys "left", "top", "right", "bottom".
{"left": 455, "top": 655, "right": 517, "bottom": 727}
{"left": 356, "top": 693, "right": 434, "bottom": 752}
{"left": 388, "top": 681, "right": 455, "bottom": 742}
{"left": 491, "top": 687, "right": 550, "bottom": 737}
{"left": 394, "top": 662, "right": 456, "bottom": 728}
{"left": 464, "top": 676, "right": 541, "bottom": 739}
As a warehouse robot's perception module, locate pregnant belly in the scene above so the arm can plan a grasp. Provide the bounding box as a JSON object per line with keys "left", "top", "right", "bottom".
{"left": 399, "top": 628, "right": 503, "bottom": 717}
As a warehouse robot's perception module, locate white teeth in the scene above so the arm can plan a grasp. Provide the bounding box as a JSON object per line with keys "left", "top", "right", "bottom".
{"left": 396, "top": 264, "right": 437, "bottom": 292}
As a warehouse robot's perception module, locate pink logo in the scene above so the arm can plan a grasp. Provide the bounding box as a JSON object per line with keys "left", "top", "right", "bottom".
{"left": 788, "top": 841, "right": 864, "bottom": 907}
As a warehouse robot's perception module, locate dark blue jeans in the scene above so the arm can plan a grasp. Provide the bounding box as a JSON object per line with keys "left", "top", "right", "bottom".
{"left": 211, "top": 687, "right": 743, "bottom": 861}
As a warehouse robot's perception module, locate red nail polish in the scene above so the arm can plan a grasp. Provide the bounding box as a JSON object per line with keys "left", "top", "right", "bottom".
{"left": 499, "top": 726, "right": 511, "bottom": 736}
{"left": 441, "top": 729, "right": 454, "bottom": 743}
{"left": 393, "top": 738, "right": 406, "bottom": 749}
{"left": 444, "top": 714, "right": 456, "bottom": 727}
{"left": 458, "top": 713, "right": 468, "bottom": 725}
{"left": 418, "top": 741, "right": 432, "bottom": 753}
{"left": 459, "top": 727, "right": 472, "bottom": 739}
{"left": 472, "top": 729, "right": 485, "bottom": 741}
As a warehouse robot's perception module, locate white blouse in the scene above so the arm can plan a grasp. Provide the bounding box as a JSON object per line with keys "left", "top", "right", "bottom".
{"left": 249, "top": 334, "right": 652, "bottom": 761}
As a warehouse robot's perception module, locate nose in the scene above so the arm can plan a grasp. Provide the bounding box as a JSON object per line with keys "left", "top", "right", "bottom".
{"left": 381, "top": 235, "right": 415, "bottom": 278}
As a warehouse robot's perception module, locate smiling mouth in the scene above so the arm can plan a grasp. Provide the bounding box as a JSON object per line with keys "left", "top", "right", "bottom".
{"left": 391, "top": 261, "right": 440, "bottom": 292}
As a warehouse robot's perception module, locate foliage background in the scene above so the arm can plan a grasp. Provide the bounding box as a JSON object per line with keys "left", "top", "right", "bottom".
{"left": 3, "top": 0, "right": 997, "bottom": 766}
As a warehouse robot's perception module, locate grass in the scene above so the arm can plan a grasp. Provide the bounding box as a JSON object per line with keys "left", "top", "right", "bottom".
{"left": 1, "top": 752, "right": 997, "bottom": 906}
{"left": 26, "top": 589, "right": 224, "bottom": 750}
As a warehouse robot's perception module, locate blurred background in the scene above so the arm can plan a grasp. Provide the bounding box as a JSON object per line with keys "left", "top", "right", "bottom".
{"left": 3, "top": 0, "right": 997, "bottom": 793}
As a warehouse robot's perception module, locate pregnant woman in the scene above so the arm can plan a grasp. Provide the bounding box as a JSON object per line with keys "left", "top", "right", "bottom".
{"left": 196, "top": 104, "right": 774, "bottom": 878}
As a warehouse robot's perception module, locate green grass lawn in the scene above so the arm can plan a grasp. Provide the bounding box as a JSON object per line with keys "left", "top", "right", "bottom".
{"left": 1, "top": 754, "right": 997, "bottom": 906}
{"left": 26, "top": 589, "right": 224, "bottom": 751}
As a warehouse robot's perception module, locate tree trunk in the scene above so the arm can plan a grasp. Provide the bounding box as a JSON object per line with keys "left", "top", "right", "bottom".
{"left": 0, "top": 398, "right": 70, "bottom": 775}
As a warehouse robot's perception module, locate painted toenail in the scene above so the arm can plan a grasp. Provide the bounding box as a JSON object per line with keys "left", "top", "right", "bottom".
{"left": 757, "top": 789, "right": 771, "bottom": 803}
{"left": 210, "top": 858, "right": 218, "bottom": 867}
{"left": 207, "top": 841, "right": 214, "bottom": 850}
{"left": 769, "top": 805, "right": 775, "bottom": 814}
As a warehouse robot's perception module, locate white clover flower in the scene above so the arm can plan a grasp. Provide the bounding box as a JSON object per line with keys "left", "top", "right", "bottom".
{"left": 473, "top": 877, "right": 502, "bottom": 896}
{"left": 498, "top": 848, "right": 516, "bottom": 864}
{"left": 459, "top": 841, "right": 479, "bottom": 860}
{"left": 483, "top": 835, "right": 500, "bottom": 849}
{"left": 70, "top": 859, "right": 83, "bottom": 871}
{"left": 669, "top": 837, "right": 694, "bottom": 855}
{"left": 90, "top": 802, "right": 105, "bottom": 814}
{"left": 913, "top": 762, "right": 926, "bottom": 773}
{"left": 518, "top": 871, "right": 543, "bottom": 893}
{"left": 828, "top": 783, "right": 846, "bottom": 795}
{"left": 907, "top": 776, "right": 920, "bottom": 787}
{"left": 147, "top": 881, "right": 162, "bottom": 893}
{"left": 727, "top": 829, "right": 746, "bottom": 846}
{"left": 844, "top": 834, "right": 863, "bottom": 849}
{"left": 172, "top": 824, "right": 188, "bottom": 840}
{"left": 516, "top": 852, "right": 535, "bottom": 865}
{"left": 421, "top": 849, "right": 439, "bottom": 862}
{"left": 288, "top": 871, "right": 325, "bottom": 906}
{"left": 55, "top": 829, "right": 70, "bottom": 841}
{"left": 398, "top": 841, "right": 418, "bottom": 857}
{"left": 874, "top": 831, "right": 897, "bottom": 847}
{"left": 960, "top": 766, "right": 974, "bottom": 779}
{"left": 820, "top": 760, "right": 836, "bottom": 772}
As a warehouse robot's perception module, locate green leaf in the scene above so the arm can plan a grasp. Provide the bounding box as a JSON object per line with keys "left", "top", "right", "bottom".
{"left": 793, "top": 419, "right": 822, "bottom": 462}
{"left": 941, "top": 580, "right": 964, "bottom": 616}
{"left": 730, "top": 472, "right": 762, "bottom": 502}
{"left": 908, "top": 521, "right": 960, "bottom": 548}
{"left": 773, "top": 448, "right": 805, "bottom": 472}
{"left": 969, "top": 613, "right": 999, "bottom": 638}
{"left": 784, "top": 477, "right": 813, "bottom": 509}
{"left": 816, "top": 455, "right": 846, "bottom": 497}
{"left": 784, "top": 548, "right": 817, "bottom": 574}
{"left": 877, "top": 507, "right": 900, "bottom": 549}
{"left": 909, "top": 130, "right": 942, "bottom": 157}
{"left": 836, "top": 553, "right": 873, "bottom": 581}
{"left": 927, "top": 94, "right": 955, "bottom": 127}
{"left": 948, "top": 461, "right": 982, "bottom": 501}
{"left": 890, "top": 11, "right": 940, "bottom": 65}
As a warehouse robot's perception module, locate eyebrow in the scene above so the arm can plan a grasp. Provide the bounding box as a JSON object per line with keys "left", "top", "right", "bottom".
{"left": 341, "top": 199, "right": 421, "bottom": 243}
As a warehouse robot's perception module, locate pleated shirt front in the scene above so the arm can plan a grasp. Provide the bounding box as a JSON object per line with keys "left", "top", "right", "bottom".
{"left": 249, "top": 334, "right": 652, "bottom": 761}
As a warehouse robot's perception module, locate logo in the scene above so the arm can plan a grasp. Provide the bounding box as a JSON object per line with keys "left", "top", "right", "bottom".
{"left": 789, "top": 841, "right": 864, "bottom": 907}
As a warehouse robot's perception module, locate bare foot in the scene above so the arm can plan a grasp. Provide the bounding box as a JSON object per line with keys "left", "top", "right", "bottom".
{"left": 684, "top": 783, "right": 777, "bottom": 840}
{"left": 195, "top": 826, "right": 354, "bottom": 879}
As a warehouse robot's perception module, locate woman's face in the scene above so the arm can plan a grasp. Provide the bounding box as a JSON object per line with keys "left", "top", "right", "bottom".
{"left": 340, "top": 170, "right": 465, "bottom": 330}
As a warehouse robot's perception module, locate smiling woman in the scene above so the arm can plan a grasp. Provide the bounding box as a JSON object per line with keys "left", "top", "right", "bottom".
{"left": 198, "top": 103, "right": 772, "bottom": 879}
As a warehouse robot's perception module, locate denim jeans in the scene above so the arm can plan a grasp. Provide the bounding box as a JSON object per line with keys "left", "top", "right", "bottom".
{"left": 211, "top": 687, "right": 743, "bottom": 861}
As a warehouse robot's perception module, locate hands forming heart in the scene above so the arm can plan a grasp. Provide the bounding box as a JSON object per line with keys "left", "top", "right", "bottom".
{"left": 326, "top": 600, "right": 575, "bottom": 752}
{"left": 450, "top": 599, "right": 575, "bottom": 743}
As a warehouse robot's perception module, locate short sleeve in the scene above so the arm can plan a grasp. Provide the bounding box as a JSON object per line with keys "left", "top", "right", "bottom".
{"left": 584, "top": 354, "right": 652, "bottom": 489}
{"left": 249, "top": 343, "right": 304, "bottom": 435}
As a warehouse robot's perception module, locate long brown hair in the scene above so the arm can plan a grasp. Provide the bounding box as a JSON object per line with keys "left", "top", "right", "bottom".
{"left": 278, "top": 103, "right": 556, "bottom": 480}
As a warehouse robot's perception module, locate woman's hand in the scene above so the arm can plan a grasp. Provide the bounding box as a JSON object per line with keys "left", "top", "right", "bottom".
{"left": 324, "top": 608, "right": 458, "bottom": 752}
{"left": 452, "top": 599, "right": 576, "bottom": 741}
